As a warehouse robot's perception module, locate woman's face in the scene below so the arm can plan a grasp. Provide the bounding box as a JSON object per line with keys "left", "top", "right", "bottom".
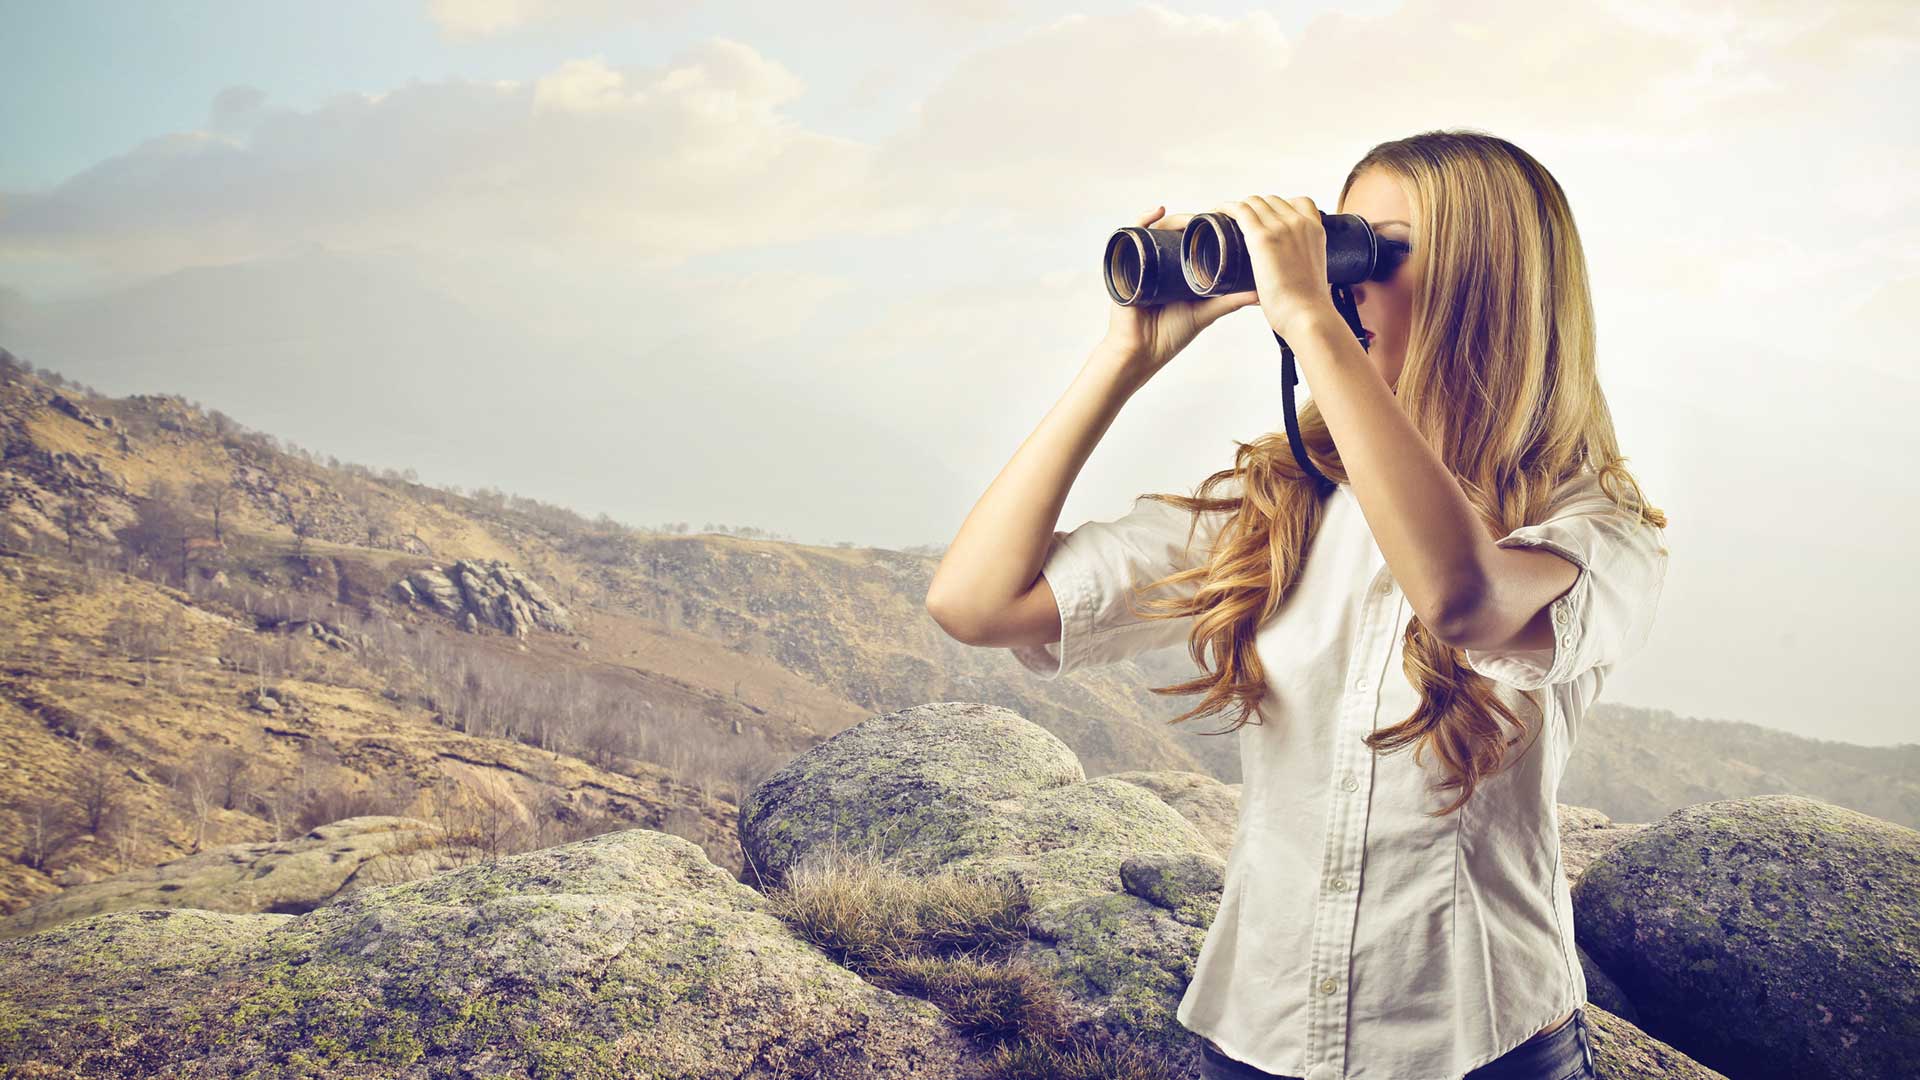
{"left": 1338, "top": 168, "right": 1418, "bottom": 391}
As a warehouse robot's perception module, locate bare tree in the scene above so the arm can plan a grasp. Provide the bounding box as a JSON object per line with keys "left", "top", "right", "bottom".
{"left": 17, "top": 791, "right": 78, "bottom": 871}
{"left": 70, "top": 753, "right": 127, "bottom": 838}
{"left": 57, "top": 491, "right": 96, "bottom": 559}
{"left": 107, "top": 600, "right": 165, "bottom": 684}
{"left": 189, "top": 478, "right": 232, "bottom": 544}
{"left": 207, "top": 743, "right": 255, "bottom": 812}
{"left": 120, "top": 479, "right": 196, "bottom": 585}
{"left": 170, "top": 758, "right": 219, "bottom": 854}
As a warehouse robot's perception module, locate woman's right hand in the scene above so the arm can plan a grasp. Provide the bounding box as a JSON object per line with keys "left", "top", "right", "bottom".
{"left": 1100, "top": 205, "right": 1259, "bottom": 384}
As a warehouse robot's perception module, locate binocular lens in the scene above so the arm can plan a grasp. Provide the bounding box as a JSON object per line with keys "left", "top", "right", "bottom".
{"left": 1183, "top": 222, "right": 1221, "bottom": 292}
{"left": 1107, "top": 233, "right": 1143, "bottom": 304}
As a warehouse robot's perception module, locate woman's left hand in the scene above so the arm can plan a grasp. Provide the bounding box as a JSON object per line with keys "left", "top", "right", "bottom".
{"left": 1209, "top": 195, "right": 1342, "bottom": 341}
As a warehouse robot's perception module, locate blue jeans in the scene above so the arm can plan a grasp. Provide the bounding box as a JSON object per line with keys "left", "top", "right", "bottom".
{"left": 1198, "top": 1006, "right": 1597, "bottom": 1080}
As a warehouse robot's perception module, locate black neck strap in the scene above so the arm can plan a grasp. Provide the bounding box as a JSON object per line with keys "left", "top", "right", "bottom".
{"left": 1275, "top": 284, "right": 1368, "bottom": 500}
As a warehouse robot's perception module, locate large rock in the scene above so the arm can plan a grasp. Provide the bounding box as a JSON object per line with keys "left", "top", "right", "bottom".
{"left": 1103, "top": 769, "right": 1240, "bottom": 857}
{"left": 0, "top": 816, "right": 447, "bottom": 939}
{"left": 1573, "top": 794, "right": 1920, "bottom": 1080}
{"left": 0, "top": 828, "right": 987, "bottom": 1079}
{"left": 1584, "top": 1007, "right": 1731, "bottom": 1080}
{"left": 739, "top": 702, "right": 1225, "bottom": 1063}
{"left": 738, "top": 702, "right": 1213, "bottom": 906}
{"left": 395, "top": 558, "right": 573, "bottom": 638}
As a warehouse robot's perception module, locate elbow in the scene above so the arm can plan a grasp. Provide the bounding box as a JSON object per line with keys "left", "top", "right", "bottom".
{"left": 1429, "top": 582, "right": 1488, "bottom": 650}
{"left": 925, "top": 590, "right": 983, "bottom": 646}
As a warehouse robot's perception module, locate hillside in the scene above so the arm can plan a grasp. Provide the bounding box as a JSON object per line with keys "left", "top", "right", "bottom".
{"left": 0, "top": 355, "right": 1243, "bottom": 918}
{"left": 1, "top": 350, "right": 1913, "bottom": 929}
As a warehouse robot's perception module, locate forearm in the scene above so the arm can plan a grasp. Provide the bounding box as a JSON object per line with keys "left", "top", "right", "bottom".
{"left": 926, "top": 342, "right": 1145, "bottom": 628}
{"left": 1283, "top": 308, "right": 1492, "bottom": 634}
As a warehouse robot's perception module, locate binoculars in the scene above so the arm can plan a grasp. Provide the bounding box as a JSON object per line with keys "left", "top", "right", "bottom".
{"left": 1103, "top": 211, "right": 1411, "bottom": 307}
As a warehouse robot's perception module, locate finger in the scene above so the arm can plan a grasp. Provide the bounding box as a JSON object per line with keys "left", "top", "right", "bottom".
{"left": 1196, "top": 289, "right": 1260, "bottom": 324}
{"left": 1253, "top": 194, "right": 1300, "bottom": 225}
{"left": 1210, "top": 201, "right": 1252, "bottom": 231}
{"left": 1136, "top": 205, "right": 1166, "bottom": 226}
{"left": 1240, "top": 196, "right": 1284, "bottom": 230}
{"left": 1152, "top": 212, "right": 1195, "bottom": 232}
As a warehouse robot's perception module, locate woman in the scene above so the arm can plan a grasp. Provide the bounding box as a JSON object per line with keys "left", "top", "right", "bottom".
{"left": 926, "top": 130, "right": 1668, "bottom": 1079}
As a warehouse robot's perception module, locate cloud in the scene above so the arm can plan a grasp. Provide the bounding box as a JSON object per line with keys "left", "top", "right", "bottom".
{"left": 208, "top": 85, "right": 270, "bottom": 133}
{"left": 425, "top": 0, "right": 671, "bottom": 39}
{"left": 0, "top": 39, "right": 876, "bottom": 282}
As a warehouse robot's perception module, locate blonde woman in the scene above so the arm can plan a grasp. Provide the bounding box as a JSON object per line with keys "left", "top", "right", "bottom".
{"left": 927, "top": 130, "right": 1667, "bottom": 1080}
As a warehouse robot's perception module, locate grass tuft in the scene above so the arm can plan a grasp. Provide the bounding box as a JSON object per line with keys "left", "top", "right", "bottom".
{"left": 761, "top": 839, "right": 1187, "bottom": 1079}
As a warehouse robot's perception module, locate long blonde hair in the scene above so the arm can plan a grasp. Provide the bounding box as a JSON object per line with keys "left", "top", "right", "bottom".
{"left": 1130, "top": 129, "right": 1668, "bottom": 817}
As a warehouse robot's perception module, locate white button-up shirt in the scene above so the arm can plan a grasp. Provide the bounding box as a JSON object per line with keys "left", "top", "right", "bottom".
{"left": 1010, "top": 468, "right": 1668, "bottom": 1079}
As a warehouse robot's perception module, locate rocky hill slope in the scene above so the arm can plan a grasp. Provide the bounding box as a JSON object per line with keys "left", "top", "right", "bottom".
{"left": 3, "top": 704, "right": 1913, "bottom": 1079}
{"left": 2, "top": 352, "right": 1914, "bottom": 940}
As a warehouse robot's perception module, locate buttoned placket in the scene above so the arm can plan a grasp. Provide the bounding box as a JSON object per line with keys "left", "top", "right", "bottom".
{"left": 1302, "top": 564, "right": 1398, "bottom": 1080}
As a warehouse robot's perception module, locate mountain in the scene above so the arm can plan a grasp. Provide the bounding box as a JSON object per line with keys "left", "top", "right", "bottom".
{"left": 0, "top": 354, "right": 1912, "bottom": 932}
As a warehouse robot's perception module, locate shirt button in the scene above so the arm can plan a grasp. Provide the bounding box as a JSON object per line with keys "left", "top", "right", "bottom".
{"left": 1354, "top": 676, "right": 1368, "bottom": 691}
{"left": 1554, "top": 606, "right": 1569, "bottom": 625}
{"left": 1319, "top": 976, "right": 1338, "bottom": 994}
{"left": 1342, "top": 774, "right": 1359, "bottom": 792}
{"left": 1331, "top": 877, "right": 1348, "bottom": 891}
{"left": 1379, "top": 580, "right": 1392, "bottom": 595}
{"left": 1561, "top": 633, "right": 1575, "bottom": 648}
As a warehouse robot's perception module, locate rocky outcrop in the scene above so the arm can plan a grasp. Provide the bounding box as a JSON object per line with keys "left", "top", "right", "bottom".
{"left": 49, "top": 393, "right": 116, "bottom": 431}
{"left": 392, "top": 558, "right": 572, "bottom": 638}
{"left": 0, "top": 828, "right": 989, "bottom": 1079}
{"left": 1, "top": 702, "right": 1903, "bottom": 1080}
{"left": 0, "top": 816, "right": 450, "bottom": 939}
{"left": 1104, "top": 769, "right": 1241, "bottom": 857}
{"left": 739, "top": 702, "right": 1232, "bottom": 1065}
{"left": 1573, "top": 794, "right": 1920, "bottom": 1080}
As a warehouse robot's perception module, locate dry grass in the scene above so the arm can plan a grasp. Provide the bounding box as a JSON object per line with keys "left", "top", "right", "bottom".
{"left": 761, "top": 840, "right": 1187, "bottom": 1080}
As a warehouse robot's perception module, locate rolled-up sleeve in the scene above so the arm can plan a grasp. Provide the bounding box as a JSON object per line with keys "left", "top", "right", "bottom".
{"left": 1010, "top": 486, "right": 1238, "bottom": 681}
{"left": 1462, "top": 494, "right": 1670, "bottom": 692}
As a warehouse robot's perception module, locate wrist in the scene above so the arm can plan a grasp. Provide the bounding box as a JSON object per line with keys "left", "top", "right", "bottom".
{"left": 1271, "top": 298, "right": 1345, "bottom": 343}
{"left": 1088, "top": 340, "right": 1150, "bottom": 388}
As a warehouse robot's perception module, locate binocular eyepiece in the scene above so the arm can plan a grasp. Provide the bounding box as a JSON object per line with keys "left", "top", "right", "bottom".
{"left": 1103, "top": 211, "right": 1411, "bottom": 307}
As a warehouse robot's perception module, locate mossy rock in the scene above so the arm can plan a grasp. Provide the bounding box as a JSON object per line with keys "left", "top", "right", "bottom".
{"left": 1584, "top": 1005, "right": 1730, "bottom": 1080}
{"left": 0, "top": 816, "right": 442, "bottom": 940}
{"left": 0, "top": 828, "right": 990, "bottom": 1079}
{"left": 738, "top": 702, "right": 1224, "bottom": 1067}
{"left": 1573, "top": 794, "right": 1920, "bottom": 1080}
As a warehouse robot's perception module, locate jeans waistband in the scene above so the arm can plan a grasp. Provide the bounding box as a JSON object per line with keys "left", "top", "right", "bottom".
{"left": 1462, "top": 1006, "right": 1593, "bottom": 1080}
{"left": 1197, "top": 1007, "right": 1595, "bottom": 1080}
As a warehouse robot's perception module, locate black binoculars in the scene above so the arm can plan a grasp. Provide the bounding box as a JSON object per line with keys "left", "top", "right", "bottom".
{"left": 1102, "top": 211, "right": 1411, "bottom": 307}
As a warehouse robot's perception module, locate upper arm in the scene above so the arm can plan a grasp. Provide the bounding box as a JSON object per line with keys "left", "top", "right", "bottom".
{"left": 1004, "top": 488, "right": 1239, "bottom": 682}
{"left": 943, "top": 558, "right": 1065, "bottom": 650}
{"left": 1450, "top": 493, "right": 1670, "bottom": 692}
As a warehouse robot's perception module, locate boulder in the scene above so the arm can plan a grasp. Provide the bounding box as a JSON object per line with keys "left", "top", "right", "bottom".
{"left": 0, "top": 828, "right": 989, "bottom": 1078}
{"left": 1573, "top": 794, "right": 1920, "bottom": 1080}
{"left": 740, "top": 702, "right": 1222, "bottom": 1058}
{"left": 1584, "top": 1007, "right": 1731, "bottom": 1079}
{"left": 1103, "top": 769, "right": 1240, "bottom": 857}
{"left": 0, "top": 816, "right": 441, "bottom": 938}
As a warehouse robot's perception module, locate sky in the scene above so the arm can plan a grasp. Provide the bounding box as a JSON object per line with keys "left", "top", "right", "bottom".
{"left": 1, "top": 0, "right": 1916, "bottom": 746}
